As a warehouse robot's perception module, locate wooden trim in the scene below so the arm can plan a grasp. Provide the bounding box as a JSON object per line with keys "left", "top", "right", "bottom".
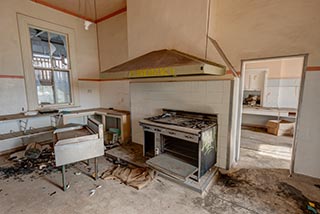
{"left": 306, "top": 66, "right": 320, "bottom": 71}
{"left": 0, "top": 75, "right": 24, "bottom": 79}
{"left": 0, "top": 146, "right": 25, "bottom": 156}
{"left": 226, "top": 70, "right": 240, "bottom": 75}
{"left": 227, "top": 67, "right": 320, "bottom": 74}
{"left": 31, "top": 0, "right": 95, "bottom": 22}
{"left": 31, "top": 0, "right": 126, "bottom": 24}
{"left": 78, "top": 78, "right": 101, "bottom": 82}
{"left": 95, "top": 7, "right": 127, "bottom": 23}
{"left": 268, "top": 76, "right": 302, "bottom": 79}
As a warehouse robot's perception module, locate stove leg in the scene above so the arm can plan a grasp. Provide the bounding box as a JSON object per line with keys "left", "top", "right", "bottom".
{"left": 62, "top": 165, "right": 66, "bottom": 191}
{"left": 94, "top": 157, "right": 98, "bottom": 180}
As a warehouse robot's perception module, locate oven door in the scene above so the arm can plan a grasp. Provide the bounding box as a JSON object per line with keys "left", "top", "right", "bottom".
{"left": 147, "top": 153, "right": 198, "bottom": 181}
{"left": 146, "top": 133, "right": 199, "bottom": 181}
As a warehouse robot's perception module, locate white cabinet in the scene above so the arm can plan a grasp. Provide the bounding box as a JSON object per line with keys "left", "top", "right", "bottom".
{"left": 243, "top": 69, "right": 268, "bottom": 106}
{"left": 244, "top": 69, "right": 267, "bottom": 91}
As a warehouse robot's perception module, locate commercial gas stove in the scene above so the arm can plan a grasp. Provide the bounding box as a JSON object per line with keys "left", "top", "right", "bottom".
{"left": 139, "top": 109, "right": 218, "bottom": 192}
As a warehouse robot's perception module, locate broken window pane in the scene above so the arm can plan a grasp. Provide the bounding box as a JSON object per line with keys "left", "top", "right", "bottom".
{"left": 29, "top": 28, "right": 51, "bottom": 68}
{"left": 49, "top": 32, "right": 69, "bottom": 70}
{"left": 29, "top": 27, "right": 72, "bottom": 106}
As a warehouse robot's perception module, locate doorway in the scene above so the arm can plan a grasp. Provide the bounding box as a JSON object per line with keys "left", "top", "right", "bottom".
{"left": 236, "top": 55, "right": 307, "bottom": 169}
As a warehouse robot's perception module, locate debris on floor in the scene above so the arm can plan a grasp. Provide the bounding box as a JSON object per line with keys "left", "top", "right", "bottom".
{"left": 277, "top": 182, "right": 320, "bottom": 213}
{"left": 0, "top": 143, "right": 56, "bottom": 180}
{"left": 218, "top": 171, "right": 248, "bottom": 187}
{"left": 101, "top": 165, "right": 155, "bottom": 190}
{"left": 88, "top": 185, "right": 102, "bottom": 197}
{"left": 210, "top": 168, "right": 320, "bottom": 214}
{"left": 49, "top": 191, "right": 56, "bottom": 196}
{"left": 25, "top": 143, "right": 42, "bottom": 159}
{"left": 89, "top": 189, "right": 96, "bottom": 197}
{"left": 74, "top": 172, "right": 82, "bottom": 176}
{"left": 8, "top": 151, "right": 25, "bottom": 160}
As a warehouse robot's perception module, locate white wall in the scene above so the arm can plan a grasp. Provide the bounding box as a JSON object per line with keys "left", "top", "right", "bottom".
{"left": 78, "top": 80, "right": 101, "bottom": 109}
{"left": 0, "top": 0, "right": 100, "bottom": 152}
{"left": 293, "top": 71, "right": 320, "bottom": 178}
{"left": 127, "top": 0, "right": 209, "bottom": 59}
{"left": 100, "top": 80, "right": 130, "bottom": 111}
{"left": 278, "top": 79, "right": 301, "bottom": 108}
{"left": 0, "top": 0, "right": 100, "bottom": 112}
{"left": 207, "top": 0, "right": 320, "bottom": 69}
{"left": 0, "top": 78, "right": 27, "bottom": 115}
{"left": 97, "top": 13, "right": 128, "bottom": 71}
{"left": 130, "top": 80, "right": 233, "bottom": 169}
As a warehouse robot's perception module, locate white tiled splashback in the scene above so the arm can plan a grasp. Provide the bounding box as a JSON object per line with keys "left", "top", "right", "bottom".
{"left": 264, "top": 78, "right": 301, "bottom": 108}
{"left": 130, "top": 80, "right": 232, "bottom": 168}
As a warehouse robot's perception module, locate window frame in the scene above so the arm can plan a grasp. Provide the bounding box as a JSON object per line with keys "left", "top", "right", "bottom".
{"left": 18, "top": 14, "right": 79, "bottom": 110}
{"left": 30, "top": 27, "right": 72, "bottom": 106}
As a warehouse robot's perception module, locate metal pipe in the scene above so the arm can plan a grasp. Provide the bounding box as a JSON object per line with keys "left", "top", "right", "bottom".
{"left": 62, "top": 165, "right": 66, "bottom": 191}
{"left": 94, "top": 157, "right": 98, "bottom": 180}
{"left": 208, "top": 37, "right": 239, "bottom": 78}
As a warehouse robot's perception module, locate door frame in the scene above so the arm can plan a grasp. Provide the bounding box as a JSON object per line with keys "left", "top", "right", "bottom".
{"left": 234, "top": 53, "right": 308, "bottom": 175}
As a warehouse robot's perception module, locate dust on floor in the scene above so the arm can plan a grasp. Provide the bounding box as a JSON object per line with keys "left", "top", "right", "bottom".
{"left": 194, "top": 168, "right": 320, "bottom": 214}
{"left": 1, "top": 153, "right": 320, "bottom": 214}
{"left": 239, "top": 128, "right": 293, "bottom": 169}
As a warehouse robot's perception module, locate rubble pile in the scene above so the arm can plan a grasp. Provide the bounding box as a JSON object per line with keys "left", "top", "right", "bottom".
{"left": 0, "top": 143, "right": 57, "bottom": 180}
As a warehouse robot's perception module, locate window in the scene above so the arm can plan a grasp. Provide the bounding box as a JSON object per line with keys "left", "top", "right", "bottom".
{"left": 18, "top": 14, "right": 79, "bottom": 110}
{"left": 29, "top": 27, "right": 71, "bottom": 105}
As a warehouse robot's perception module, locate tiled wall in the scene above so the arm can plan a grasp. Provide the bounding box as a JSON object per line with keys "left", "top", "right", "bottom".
{"left": 264, "top": 78, "right": 301, "bottom": 108}
{"left": 130, "top": 80, "right": 233, "bottom": 168}
{"left": 278, "top": 79, "right": 301, "bottom": 108}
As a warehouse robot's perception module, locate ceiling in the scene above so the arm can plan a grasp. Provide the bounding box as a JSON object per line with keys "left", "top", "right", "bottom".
{"left": 32, "top": 0, "right": 126, "bottom": 22}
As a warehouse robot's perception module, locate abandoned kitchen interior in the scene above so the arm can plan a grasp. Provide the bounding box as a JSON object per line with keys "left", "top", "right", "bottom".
{"left": 0, "top": 0, "right": 319, "bottom": 213}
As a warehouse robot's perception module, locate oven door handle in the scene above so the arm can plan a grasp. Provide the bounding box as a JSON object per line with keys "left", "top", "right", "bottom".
{"left": 184, "top": 135, "right": 193, "bottom": 139}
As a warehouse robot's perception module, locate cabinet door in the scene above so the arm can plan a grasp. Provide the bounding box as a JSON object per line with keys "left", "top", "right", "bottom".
{"left": 245, "top": 69, "right": 267, "bottom": 91}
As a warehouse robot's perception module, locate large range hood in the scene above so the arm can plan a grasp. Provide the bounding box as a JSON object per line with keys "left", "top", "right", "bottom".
{"left": 100, "top": 49, "right": 226, "bottom": 80}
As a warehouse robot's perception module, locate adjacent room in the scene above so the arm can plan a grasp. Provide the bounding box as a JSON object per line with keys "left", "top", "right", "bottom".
{"left": 240, "top": 56, "right": 305, "bottom": 169}
{"left": 0, "top": 0, "right": 320, "bottom": 214}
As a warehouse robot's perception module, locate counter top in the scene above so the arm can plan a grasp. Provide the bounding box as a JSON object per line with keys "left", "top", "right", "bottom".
{"left": 0, "top": 108, "right": 130, "bottom": 122}
{"left": 242, "top": 106, "right": 297, "bottom": 118}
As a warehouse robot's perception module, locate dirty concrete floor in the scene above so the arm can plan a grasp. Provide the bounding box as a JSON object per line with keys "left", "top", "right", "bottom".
{"left": 201, "top": 168, "right": 320, "bottom": 214}
{"left": 0, "top": 156, "right": 212, "bottom": 214}
{"left": 1, "top": 155, "right": 320, "bottom": 214}
{"left": 0, "top": 130, "right": 318, "bottom": 214}
{"left": 239, "top": 128, "right": 292, "bottom": 169}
